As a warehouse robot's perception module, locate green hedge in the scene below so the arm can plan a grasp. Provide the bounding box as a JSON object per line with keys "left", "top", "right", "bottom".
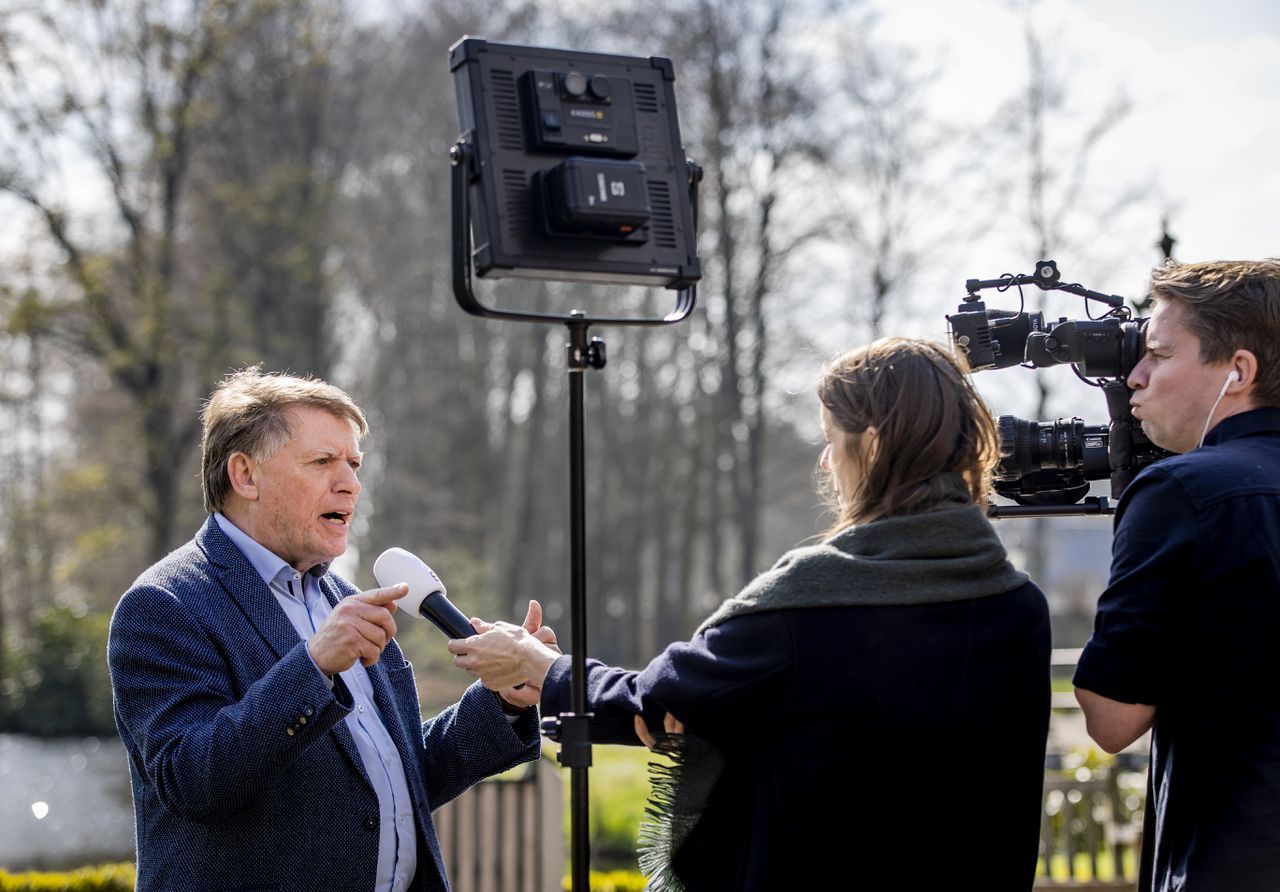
{"left": 0, "top": 864, "right": 648, "bottom": 892}
{"left": 0, "top": 863, "right": 134, "bottom": 891}
{"left": 561, "top": 870, "right": 646, "bottom": 892}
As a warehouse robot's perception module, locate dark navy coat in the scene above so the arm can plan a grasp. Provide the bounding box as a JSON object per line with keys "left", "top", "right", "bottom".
{"left": 108, "top": 517, "right": 538, "bottom": 892}
{"left": 543, "top": 582, "right": 1051, "bottom": 890}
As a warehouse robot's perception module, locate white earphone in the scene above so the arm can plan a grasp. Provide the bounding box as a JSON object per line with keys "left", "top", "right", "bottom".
{"left": 1199, "top": 368, "right": 1241, "bottom": 448}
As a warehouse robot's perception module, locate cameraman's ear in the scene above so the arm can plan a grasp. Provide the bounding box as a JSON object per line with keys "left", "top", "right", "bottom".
{"left": 1228, "top": 350, "right": 1259, "bottom": 395}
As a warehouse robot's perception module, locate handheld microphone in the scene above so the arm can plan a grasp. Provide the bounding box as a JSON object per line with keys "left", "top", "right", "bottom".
{"left": 373, "top": 547, "right": 475, "bottom": 640}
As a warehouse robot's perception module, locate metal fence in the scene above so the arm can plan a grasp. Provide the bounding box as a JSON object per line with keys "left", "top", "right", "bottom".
{"left": 434, "top": 757, "right": 564, "bottom": 892}
{"left": 1036, "top": 649, "right": 1145, "bottom": 890}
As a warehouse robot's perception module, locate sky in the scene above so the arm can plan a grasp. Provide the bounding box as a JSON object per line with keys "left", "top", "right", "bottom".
{"left": 870, "top": 0, "right": 1279, "bottom": 276}
{"left": 834, "top": 0, "right": 1280, "bottom": 422}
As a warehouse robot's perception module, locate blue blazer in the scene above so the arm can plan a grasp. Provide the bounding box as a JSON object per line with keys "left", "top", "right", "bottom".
{"left": 108, "top": 517, "right": 539, "bottom": 892}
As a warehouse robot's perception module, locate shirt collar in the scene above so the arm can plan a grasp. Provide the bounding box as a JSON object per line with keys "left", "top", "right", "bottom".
{"left": 1203, "top": 406, "right": 1280, "bottom": 447}
{"left": 212, "top": 512, "right": 330, "bottom": 587}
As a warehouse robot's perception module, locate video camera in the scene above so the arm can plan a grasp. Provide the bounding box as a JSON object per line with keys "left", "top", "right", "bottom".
{"left": 947, "top": 260, "right": 1172, "bottom": 516}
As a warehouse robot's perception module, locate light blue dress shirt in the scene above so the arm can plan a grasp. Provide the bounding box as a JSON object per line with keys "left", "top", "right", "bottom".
{"left": 214, "top": 513, "right": 416, "bottom": 892}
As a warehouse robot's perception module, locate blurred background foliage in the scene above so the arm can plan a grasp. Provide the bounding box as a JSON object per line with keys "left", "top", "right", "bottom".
{"left": 1, "top": 608, "right": 116, "bottom": 738}
{"left": 0, "top": 0, "right": 1160, "bottom": 735}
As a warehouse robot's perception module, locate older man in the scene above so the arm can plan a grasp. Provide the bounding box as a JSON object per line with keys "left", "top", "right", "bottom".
{"left": 108, "top": 367, "right": 547, "bottom": 892}
{"left": 1073, "top": 260, "right": 1280, "bottom": 889}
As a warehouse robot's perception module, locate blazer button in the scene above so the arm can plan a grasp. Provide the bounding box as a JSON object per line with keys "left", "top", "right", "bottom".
{"left": 303, "top": 705, "right": 315, "bottom": 717}
{"left": 286, "top": 727, "right": 296, "bottom": 737}
{"left": 364, "top": 815, "right": 377, "bottom": 831}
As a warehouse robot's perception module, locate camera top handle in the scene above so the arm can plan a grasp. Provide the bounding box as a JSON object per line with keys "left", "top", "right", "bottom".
{"left": 964, "top": 259, "right": 1125, "bottom": 309}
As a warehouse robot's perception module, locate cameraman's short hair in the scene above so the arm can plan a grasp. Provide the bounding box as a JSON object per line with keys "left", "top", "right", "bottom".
{"left": 1150, "top": 259, "right": 1280, "bottom": 407}
{"left": 200, "top": 366, "right": 368, "bottom": 514}
{"left": 818, "top": 338, "right": 998, "bottom": 532}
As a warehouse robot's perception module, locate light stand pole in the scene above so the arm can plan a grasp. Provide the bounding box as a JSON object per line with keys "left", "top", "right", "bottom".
{"left": 555, "top": 315, "right": 606, "bottom": 892}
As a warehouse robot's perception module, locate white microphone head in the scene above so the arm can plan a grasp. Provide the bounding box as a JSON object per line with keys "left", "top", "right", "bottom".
{"left": 373, "top": 547, "right": 446, "bottom": 618}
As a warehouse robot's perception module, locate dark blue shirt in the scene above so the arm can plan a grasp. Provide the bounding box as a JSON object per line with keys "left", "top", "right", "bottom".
{"left": 1075, "top": 407, "right": 1280, "bottom": 891}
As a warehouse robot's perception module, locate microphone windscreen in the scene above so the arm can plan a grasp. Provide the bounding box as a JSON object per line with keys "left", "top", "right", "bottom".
{"left": 373, "top": 547, "right": 475, "bottom": 639}
{"left": 373, "top": 547, "right": 445, "bottom": 618}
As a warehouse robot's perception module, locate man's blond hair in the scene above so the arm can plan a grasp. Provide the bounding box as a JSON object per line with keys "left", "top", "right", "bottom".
{"left": 200, "top": 366, "right": 368, "bottom": 513}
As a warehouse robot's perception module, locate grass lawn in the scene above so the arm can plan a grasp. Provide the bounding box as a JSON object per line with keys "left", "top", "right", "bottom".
{"left": 560, "top": 743, "right": 654, "bottom": 872}
{"left": 1039, "top": 849, "right": 1138, "bottom": 882}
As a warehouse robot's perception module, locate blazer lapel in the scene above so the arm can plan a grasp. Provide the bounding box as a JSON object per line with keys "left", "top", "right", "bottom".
{"left": 197, "top": 517, "right": 300, "bottom": 661}
{"left": 198, "top": 518, "right": 372, "bottom": 788}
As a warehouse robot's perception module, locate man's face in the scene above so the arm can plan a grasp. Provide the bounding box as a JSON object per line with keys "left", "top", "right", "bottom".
{"left": 248, "top": 406, "right": 362, "bottom": 572}
{"left": 1127, "top": 299, "right": 1232, "bottom": 454}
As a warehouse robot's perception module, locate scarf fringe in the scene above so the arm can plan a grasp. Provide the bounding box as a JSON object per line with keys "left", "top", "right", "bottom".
{"left": 637, "top": 732, "right": 724, "bottom": 892}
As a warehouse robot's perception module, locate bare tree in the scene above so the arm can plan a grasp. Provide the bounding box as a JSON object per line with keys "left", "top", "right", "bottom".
{"left": 0, "top": 282, "right": 57, "bottom": 637}
{"left": 827, "top": 19, "right": 940, "bottom": 338}
{"left": 997, "top": 3, "right": 1150, "bottom": 594}
{"left": 194, "top": 0, "right": 354, "bottom": 377}
{"left": 608, "top": 0, "right": 831, "bottom": 592}
{"left": 0, "top": 0, "right": 283, "bottom": 559}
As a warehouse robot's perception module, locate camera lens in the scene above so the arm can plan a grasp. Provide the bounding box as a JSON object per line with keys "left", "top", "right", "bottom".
{"left": 994, "top": 415, "right": 1109, "bottom": 505}
{"left": 563, "top": 71, "right": 588, "bottom": 98}
{"left": 997, "top": 415, "right": 1109, "bottom": 478}
{"left": 589, "top": 75, "right": 611, "bottom": 99}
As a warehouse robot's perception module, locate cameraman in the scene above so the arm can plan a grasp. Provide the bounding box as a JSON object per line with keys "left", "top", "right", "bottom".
{"left": 1073, "top": 259, "right": 1280, "bottom": 889}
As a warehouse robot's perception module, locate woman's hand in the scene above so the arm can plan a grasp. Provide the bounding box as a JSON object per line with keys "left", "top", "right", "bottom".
{"left": 491, "top": 600, "right": 560, "bottom": 709}
{"left": 447, "top": 599, "right": 560, "bottom": 704}
{"left": 634, "top": 711, "right": 685, "bottom": 751}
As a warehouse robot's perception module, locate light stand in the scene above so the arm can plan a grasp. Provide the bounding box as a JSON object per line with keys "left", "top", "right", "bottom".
{"left": 449, "top": 127, "right": 701, "bottom": 892}
{"left": 448, "top": 38, "right": 702, "bottom": 886}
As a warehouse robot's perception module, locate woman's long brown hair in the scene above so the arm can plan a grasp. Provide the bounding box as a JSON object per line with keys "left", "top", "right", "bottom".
{"left": 817, "top": 338, "right": 999, "bottom": 534}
